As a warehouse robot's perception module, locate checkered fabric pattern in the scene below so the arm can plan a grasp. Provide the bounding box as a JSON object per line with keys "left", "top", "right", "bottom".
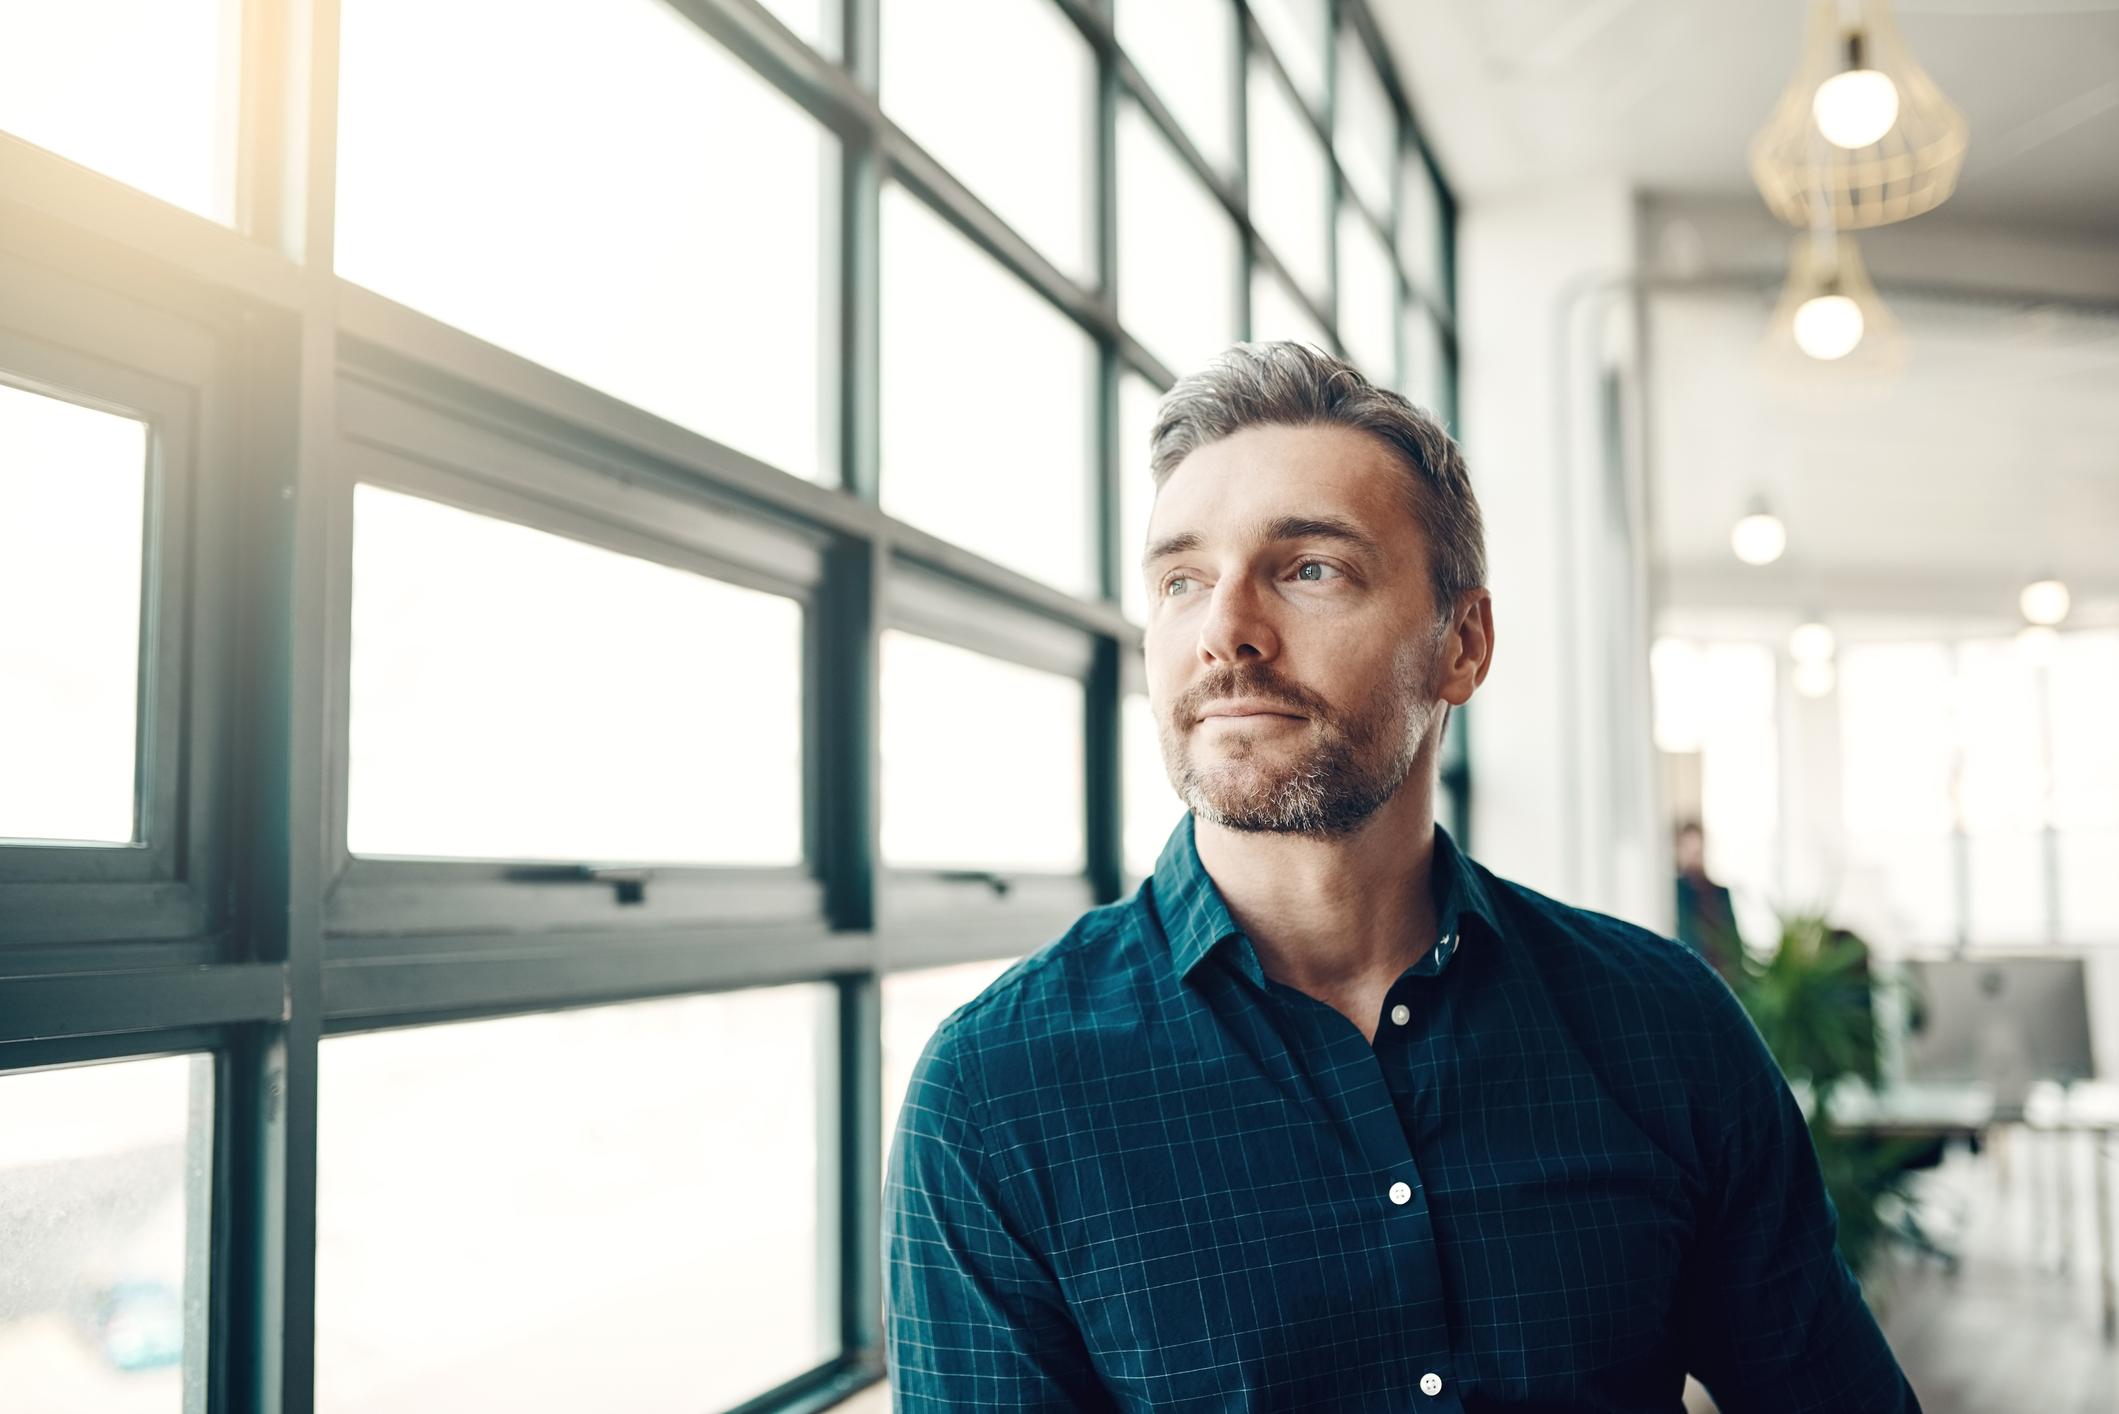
{"left": 884, "top": 813, "right": 1921, "bottom": 1412}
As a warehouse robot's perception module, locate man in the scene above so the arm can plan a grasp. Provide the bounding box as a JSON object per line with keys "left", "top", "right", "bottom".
{"left": 883, "top": 343, "right": 1920, "bottom": 1412}
{"left": 1673, "top": 818, "right": 1744, "bottom": 985}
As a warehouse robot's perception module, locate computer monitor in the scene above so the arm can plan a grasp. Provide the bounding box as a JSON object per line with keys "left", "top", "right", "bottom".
{"left": 1899, "top": 955, "right": 2096, "bottom": 1112}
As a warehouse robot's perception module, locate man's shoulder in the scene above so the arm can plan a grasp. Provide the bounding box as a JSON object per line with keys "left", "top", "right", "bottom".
{"left": 918, "top": 890, "right": 1156, "bottom": 1068}
{"left": 1486, "top": 866, "right": 1738, "bottom": 1001}
{"left": 1479, "top": 865, "right": 1764, "bottom": 1086}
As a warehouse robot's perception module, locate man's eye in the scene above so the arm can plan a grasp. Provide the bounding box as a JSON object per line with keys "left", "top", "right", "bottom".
{"left": 1162, "top": 574, "right": 1193, "bottom": 597}
{"left": 1294, "top": 560, "right": 1343, "bottom": 582}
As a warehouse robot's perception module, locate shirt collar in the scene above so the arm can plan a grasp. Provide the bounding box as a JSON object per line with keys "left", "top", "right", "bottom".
{"left": 1150, "top": 811, "right": 1502, "bottom": 989}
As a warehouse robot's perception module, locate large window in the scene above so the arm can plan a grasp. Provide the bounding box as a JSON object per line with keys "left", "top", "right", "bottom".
{"left": 1883, "top": 631, "right": 2119, "bottom": 947}
{"left": 1, "top": 2, "right": 1457, "bottom": 1410}
{"left": 1656, "top": 630, "right": 2119, "bottom": 955}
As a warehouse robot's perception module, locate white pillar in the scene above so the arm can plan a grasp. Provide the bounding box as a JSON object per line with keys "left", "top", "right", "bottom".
{"left": 1457, "top": 182, "right": 1663, "bottom": 927}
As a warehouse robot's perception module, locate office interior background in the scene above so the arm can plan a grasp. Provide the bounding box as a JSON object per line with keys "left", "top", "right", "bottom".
{"left": 0, "top": 0, "right": 2113, "bottom": 1410}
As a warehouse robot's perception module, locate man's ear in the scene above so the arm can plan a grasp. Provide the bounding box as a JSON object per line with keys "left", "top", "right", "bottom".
{"left": 1438, "top": 591, "right": 1494, "bottom": 706}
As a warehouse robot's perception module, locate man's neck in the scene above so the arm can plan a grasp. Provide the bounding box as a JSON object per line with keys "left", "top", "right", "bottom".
{"left": 1193, "top": 783, "right": 1442, "bottom": 1003}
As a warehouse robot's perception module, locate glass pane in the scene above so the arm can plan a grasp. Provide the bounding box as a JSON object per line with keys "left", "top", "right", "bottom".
{"left": 1118, "top": 101, "right": 1240, "bottom": 380}
{"left": 1248, "top": 0, "right": 1326, "bottom": 112}
{"left": 336, "top": 0, "right": 831, "bottom": 482}
{"left": 879, "top": 630, "right": 1084, "bottom": 871}
{"left": 1247, "top": 58, "right": 1330, "bottom": 301}
{"left": 1119, "top": 373, "right": 1162, "bottom": 627}
{"left": 1399, "top": 305, "right": 1447, "bottom": 417}
{"left": 1249, "top": 267, "right": 1332, "bottom": 352}
{"left": 881, "top": 0, "right": 1092, "bottom": 280}
{"left": 880, "top": 186, "right": 1094, "bottom": 596}
{"left": 348, "top": 485, "right": 804, "bottom": 864}
{"left": 1966, "top": 832, "right": 2046, "bottom": 945}
{"left": 1841, "top": 643, "right": 1955, "bottom": 835}
{"left": 0, "top": 0, "right": 239, "bottom": 223}
{"left": 317, "top": 988, "right": 833, "bottom": 1412}
{"left": 1124, "top": 693, "right": 1186, "bottom": 881}
{"left": 2058, "top": 830, "right": 2119, "bottom": 945}
{"left": 0, "top": 382, "right": 147, "bottom": 846}
{"left": 1116, "top": 0, "right": 1236, "bottom": 175}
{"left": 1334, "top": 28, "right": 1395, "bottom": 219}
{"left": 0, "top": 1054, "right": 212, "bottom": 1408}
{"left": 1335, "top": 206, "right": 1397, "bottom": 385}
{"left": 1400, "top": 150, "right": 1446, "bottom": 307}
{"left": 881, "top": 957, "right": 1021, "bottom": 1171}
{"left": 1841, "top": 832, "right": 1957, "bottom": 949}
{"left": 1955, "top": 639, "right": 2044, "bottom": 832}
{"left": 2050, "top": 629, "right": 2119, "bottom": 830}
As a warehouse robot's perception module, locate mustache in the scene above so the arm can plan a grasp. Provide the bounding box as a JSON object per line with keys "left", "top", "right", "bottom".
{"left": 1176, "top": 677, "right": 1316, "bottom": 720}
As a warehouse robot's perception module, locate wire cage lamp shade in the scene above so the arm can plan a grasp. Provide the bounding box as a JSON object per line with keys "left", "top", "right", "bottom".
{"left": 1750, "top": 0, "right": 1969, "bottom": 230}
{"left": 1762, "top": 230, "right": 1904, "bottom": 384}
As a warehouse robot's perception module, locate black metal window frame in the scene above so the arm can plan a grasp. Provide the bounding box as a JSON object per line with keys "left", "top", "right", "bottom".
{"left": 0, "top": 1, "right": 1460, "bottom": 1410}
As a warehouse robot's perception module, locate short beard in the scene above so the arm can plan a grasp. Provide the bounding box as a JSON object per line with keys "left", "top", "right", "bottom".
{"left": 1160, "top": 625, "right": 1447, "bottom": 838}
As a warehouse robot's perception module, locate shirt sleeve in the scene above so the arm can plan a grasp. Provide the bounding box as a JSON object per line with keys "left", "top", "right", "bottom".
{"left": 883, "top": 1023, "right": 1117, "bottom": 1412}
{"left": 1679, "top": 976, "right": 1924, "bottom": 1414}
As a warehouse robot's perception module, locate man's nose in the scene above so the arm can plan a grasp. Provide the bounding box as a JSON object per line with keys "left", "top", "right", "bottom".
{"left": 1197, "top": 575, "right": 1280, "bottom": 664}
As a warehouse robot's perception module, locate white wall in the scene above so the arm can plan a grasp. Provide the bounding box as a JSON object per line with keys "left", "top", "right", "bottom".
{"left": 1457, "top": 182, "right": 1665, "bottom": 929}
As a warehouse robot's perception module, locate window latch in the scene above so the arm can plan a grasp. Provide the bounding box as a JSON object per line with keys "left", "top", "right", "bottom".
{"left": 502, "top": 863, "right": 655, "bottom": 905}
{"left": 937, "top": 869, "right": 1011, "bottom": 899}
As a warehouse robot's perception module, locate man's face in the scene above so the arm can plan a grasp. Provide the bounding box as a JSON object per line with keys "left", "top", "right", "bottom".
{"left": 1141, "top": 423, "right": 1459, "bottom": 837}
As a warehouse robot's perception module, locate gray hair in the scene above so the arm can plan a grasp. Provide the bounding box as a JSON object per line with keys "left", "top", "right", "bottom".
{"left": 1148, "top": 341, "right": 1486, "bottom": 621}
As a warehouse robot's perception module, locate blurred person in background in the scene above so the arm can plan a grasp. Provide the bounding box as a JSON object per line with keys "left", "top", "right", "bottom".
{"left": 1675, "top": 817, "right": 1745, "bottom": 985}
{"left": 885, "top": 342, "right": 1921, "bottom": 1412}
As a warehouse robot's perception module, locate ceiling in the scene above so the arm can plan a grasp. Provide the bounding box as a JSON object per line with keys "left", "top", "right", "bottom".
{"left": 1374, "top": 0, "right": 2119, "bottom": 236}
{"left": 1373, "top": 0, "right": 2119, "bottom": 630}
{"left": 1646, "top": 285, "right": 2119, "bottom": 626}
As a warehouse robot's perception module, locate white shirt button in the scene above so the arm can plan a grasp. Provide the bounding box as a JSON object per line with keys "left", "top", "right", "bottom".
{"left": 1388, "top": 1180, "right": 1411, "bottom": 1205}
{"left": 1420, "top": 1371, "right": 1443, "bottom": 1396}
{"left": 1390, "top": 1003, "right": 1411, "bottom": 1026}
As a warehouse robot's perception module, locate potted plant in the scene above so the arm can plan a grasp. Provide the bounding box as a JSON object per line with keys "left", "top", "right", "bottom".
{"left": 1719, "top": 911, "right": 1935, "bottom": 1282}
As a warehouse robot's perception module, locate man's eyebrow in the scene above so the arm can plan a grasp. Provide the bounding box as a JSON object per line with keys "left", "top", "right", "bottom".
{"left": 1140, "top": 514, "right": 1384, "bottom": 571}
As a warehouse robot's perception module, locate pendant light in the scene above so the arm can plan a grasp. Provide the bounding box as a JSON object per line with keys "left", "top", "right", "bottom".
{"left": 1732, "top": 500, "right": 1788, "bottom": 567}
{"left": 1750, "top": 0, "right": 1968, "bottom": 231}
{"left": 1765, "top": 228, "right": 1903, "bottom": 374}
{"left": 2019, "top": 578, "right": 2071, "bottom": 627}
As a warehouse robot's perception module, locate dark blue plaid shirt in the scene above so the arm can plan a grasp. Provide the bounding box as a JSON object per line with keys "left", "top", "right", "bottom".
{"left": 884, "top": 813, "right": 1921, "bottom": 1412}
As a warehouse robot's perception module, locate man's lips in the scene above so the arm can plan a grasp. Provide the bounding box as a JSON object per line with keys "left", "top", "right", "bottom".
{"left": 1196, "top": 699, "right": 1306, "bottom": 722}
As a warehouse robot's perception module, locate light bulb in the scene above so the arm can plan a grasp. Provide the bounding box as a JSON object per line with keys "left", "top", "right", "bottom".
{"left": 2019, "top": 578, "right": 2070, "bottom": 626}
{"left": 1788, "top": 622, "right": 1836, "bottom": 662}
{"left": 1793, "top": 659, "right": 1838, "bottom": 698}
{"left": 1794, "top": 294, "right": 1865, "bottom": 360}
{"left": 1813, "top": 69, "right": 1900, "bottom": 148}
{"left": 1732, "top": 512, "right": 1787, "bottom": 566}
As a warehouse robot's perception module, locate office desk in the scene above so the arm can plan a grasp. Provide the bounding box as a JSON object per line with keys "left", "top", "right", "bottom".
{"left": 1827, "top": 1082, "right": 2119, "bottom": 1343}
